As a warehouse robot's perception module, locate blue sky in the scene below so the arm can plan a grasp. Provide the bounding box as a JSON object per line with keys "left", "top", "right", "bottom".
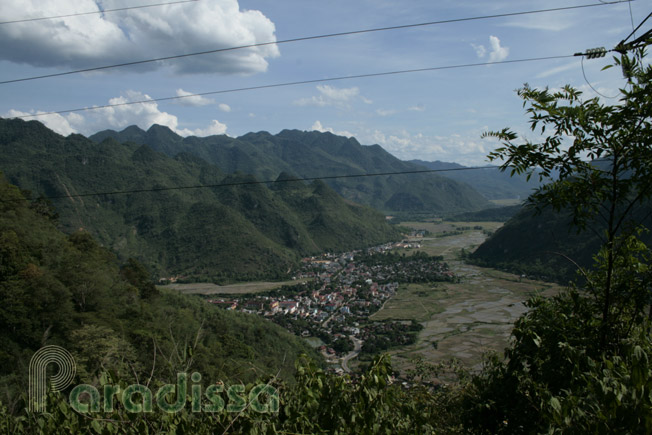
{"left": 0, "top": 0, "right": 645, "bottom": 165}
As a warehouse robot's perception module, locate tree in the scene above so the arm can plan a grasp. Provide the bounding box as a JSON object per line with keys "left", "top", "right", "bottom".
{"left": 484, "top": 48, "right": 652, "bottom": 349}
{"left": 120, "top": 258, "right": 159, "bottom": 299}
{"left": 450, "top": 49, "right": 652, "bottom": 433}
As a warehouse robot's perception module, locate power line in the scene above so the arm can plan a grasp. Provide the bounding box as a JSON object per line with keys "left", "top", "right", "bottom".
{"left": 0, "top": 1, "right": 631, "bottom": 85}
{"left": 617, "top": 10, "right": 652, "bottom": 50}
{"left": 2, "top": 166, "right": 502, "bottom": 203}
{"left": 621, "top": 11, "right": 652, "bottom": 43}
{"left": 0, "top": 0, "right": 200, "bottom": 25}
{"left": 580, "top": 56, "right": 619, "bottom": 99}
{"left": 12, "top": 54, "right": 575, "bottom": 120}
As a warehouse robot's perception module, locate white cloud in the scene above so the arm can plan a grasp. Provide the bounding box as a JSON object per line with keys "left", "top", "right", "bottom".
{"left": 535, "top": 62, "right": 577, "bottom": 79}
{"left": 383, "top": 131, "right": 489, "bottom": 166}
{"left": 471, "top": 43, "right": 486, "bottom": 58}
{"left": 305, "top": 120, "right": 500, "bottom": 166}
{"left": 175, "top": 89, "right": 215, "bottom": 106}
{"left": 504, "top": 13, "right": 573, "bottom": 32}
{"left": 0, "top": 0, "right": 279, "bottom": 75}
{"left": 177, "top": 119, "right": 228, "bottom": 137}
{"left": 6, "top": 90, "right": 227, "bottom": 137}
{"left": 310, "top": 121, "right": 354, "bottom": 138}
{"left": 408, "top": 104, "right": 425, "bottom": 112}
{"left": 471, "top": 36, "right": 508, "bottom": 63}
{"left": 5, "top": 109, "right": 78, "bottom": 136}
{"left": 218, "top": 103, "right": 232, "bottom": 112}
{"left": 294, "top": 85, "right": 368, "bottom": 109}
{"left": 91, "top": 91, "right": 180, "bottom": 133}
{"left": 577, "top": 84, "right": 620, "bottom": 101}
{"left": 349, "top": 127, "right": 498, "bottom": 167}
{"left": 487, "top": 36, "right": 509, "bottom": 63}
{"left": 376, "top": 108, "right": 397, "bottom": 117}
{"left": 316, "top": 85, "right": 359, "bottom": 101}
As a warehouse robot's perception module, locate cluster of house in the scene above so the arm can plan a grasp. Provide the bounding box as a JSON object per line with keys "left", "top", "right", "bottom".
{"left": 206, "top": 260, "right": 399, "bottom": 323}
{"left": 206, "top": 239, "right": 454, "bottom": 367}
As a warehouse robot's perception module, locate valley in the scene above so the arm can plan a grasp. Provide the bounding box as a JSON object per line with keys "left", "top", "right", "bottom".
{"left": 370, "top": 221, "right": 561, "bottom": 374}
{"left": 191, "top": 219, "right": 561, "bottom": 377}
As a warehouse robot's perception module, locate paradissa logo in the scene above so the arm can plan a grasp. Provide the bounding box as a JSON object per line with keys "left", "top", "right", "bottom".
{"left": 30, "top": 345, "right": 279, "bottom": 414}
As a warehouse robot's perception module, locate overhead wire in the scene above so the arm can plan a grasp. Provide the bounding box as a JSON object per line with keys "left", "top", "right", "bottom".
{"left": 580, "top": 56, "right": 619, "bottom": 99}
{"left": 1, "top": 166, "right": 504, "bottom": 203}
{"left": 0, "top": 2, "right": 639, "bottom": 203}
{"left": 617, "top": 10, "right": 652, "bottom": 49}
{"left": 0, "top": 1, "right": 633, "bottom": 85}
{"left": 0, "top": 0, "right": 200, "bottom": 25}
{"left": 13, "top": 54, "right": 575, "bottom": 120}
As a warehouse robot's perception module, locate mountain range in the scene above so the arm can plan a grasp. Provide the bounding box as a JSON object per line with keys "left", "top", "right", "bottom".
{"left": 90, "top": 125, "right": 491, "bottom": 214}
{"left": 0, "top": 118, "right": 400, "bottom": 281}
{"left": 408, "top": 159, "right": 543, "bottom": 201}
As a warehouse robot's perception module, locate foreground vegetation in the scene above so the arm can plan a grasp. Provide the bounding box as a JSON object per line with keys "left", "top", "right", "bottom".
{"left": 1, "top": 51, "right": 651, "bottom": 433}
{"left": 0, "top": 177, "right": 319, "bottom": 416}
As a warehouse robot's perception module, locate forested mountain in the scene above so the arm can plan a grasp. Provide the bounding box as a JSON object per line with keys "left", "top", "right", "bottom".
{"left": 91, "top": 125, "right": 490, "bottom": 214}
{"left": 0, "top": 118, "right": 399, "bottom": 281}
{"left": 470, "top": 203, "right": 652, "bottom": 283}
{"left": 0, "top": 176, "right": 319, "bottom": 411}
{"left": 408, "top": 159, "right": 543, "bottom": 200}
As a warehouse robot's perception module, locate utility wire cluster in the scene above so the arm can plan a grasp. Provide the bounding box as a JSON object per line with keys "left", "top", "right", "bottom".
{"left": 0, "top": 1, "right": 638, "bottom": 85}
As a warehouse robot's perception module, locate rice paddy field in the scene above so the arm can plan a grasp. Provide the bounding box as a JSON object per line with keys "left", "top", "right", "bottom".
{"left": 370, "top": 222, "right": 560, "bottom": 374}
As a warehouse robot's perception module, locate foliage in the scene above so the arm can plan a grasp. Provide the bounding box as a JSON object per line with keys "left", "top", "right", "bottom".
{"left": 0, "top": 177, "right": 320, "bottom": 413}
{"left": 457, "top": 50, "right": 652, "bottom": 433}
{"left": 0, "top": 118, "right": 400, "bottom": 281}
{"left": 483, "top": 48, "right": 652, "bottom": 347}
{"left": 0, "top": 354, "right": 464, "bottom": 434}
{"left": 91, "top": 125, "right": 490, "bottom": 214}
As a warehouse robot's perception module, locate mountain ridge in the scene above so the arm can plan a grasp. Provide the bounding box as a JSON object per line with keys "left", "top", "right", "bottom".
{"left": 90, "top": 124, "right": 491, "bottom": 214}
{"left": 408, "top": 158, "right": 542, "bottom": 200}
{"left": 0, "top": 118, "right": 400, "bottom": 282}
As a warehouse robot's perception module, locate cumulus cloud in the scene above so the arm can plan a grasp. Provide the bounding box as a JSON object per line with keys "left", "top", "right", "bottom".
{"left": 294, "top": 85, "right": 368, "bottom": 109}
{"left": 487, "top": 36, "right": 509, "bottom": 63}
{"left": 471, "top": 35, "right": 509, "bottom": 63}
{"left": 307, "top": 121, "right": 493, "bottom": 166}
{"left": 5, "top": 90, "right": 227, "bottom": 137}
{"left": 174, "top": 89, "right": 215, "bottom": 106}
{"left": 310, "top": 121, "right": 354, "bottom": 138}
{"left": 218, "top": 103, "right": 232, "bottom": 112}
{"left": 0, "top": 0, "right": 279, "bottom": 75}
{"left": 5, "top": 109, "right": 79, "bottom": 136}
{"left": 177, "top": 119, "right": 228, "bottom": 137}
{"left": 365, "top": 129, "right": 492, "bottom": 166}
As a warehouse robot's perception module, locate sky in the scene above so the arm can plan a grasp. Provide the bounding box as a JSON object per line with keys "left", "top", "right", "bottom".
{"left": 0, "top": 0, "right": 646, "bottom": 166}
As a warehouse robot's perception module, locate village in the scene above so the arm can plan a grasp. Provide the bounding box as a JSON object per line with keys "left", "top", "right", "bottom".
{"left": 205, "top": 237, "right": 458, "bottom": 372}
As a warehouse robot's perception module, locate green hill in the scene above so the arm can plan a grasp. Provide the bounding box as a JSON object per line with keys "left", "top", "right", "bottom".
{"left": 90, "top": 125, "right": 490, "bottom": 214}
{"left": 470, "top": 203, "right": 652, "bottom": 283}
{"left": 0, "top": 118, "right": 399, "bottom": 281}
{"left": 0, "top": 175, "right": 319, "bottom": 410}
